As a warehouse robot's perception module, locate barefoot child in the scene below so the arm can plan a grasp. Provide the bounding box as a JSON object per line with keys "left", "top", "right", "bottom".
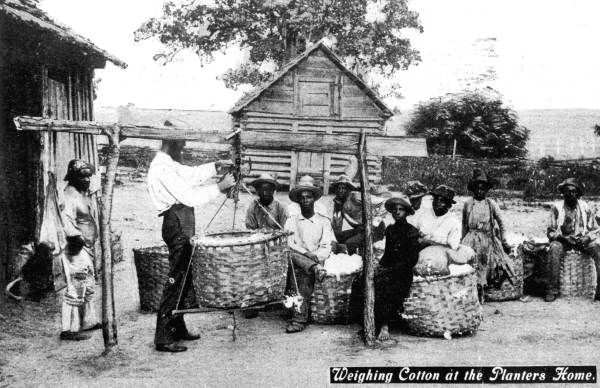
{"left": 350, "top": 195, "right": 420, "bottom": 342}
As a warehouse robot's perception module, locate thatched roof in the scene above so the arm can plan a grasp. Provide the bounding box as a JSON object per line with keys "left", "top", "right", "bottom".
{"left": 0, "top": 0, "right": 127, "bottom": 68}
{"left": 229, "top": 41, "right": 392, "bottom": 117}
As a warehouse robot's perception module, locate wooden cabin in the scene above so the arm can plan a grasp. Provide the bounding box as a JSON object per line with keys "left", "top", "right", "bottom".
{"left": 229, "top": 42, "right": 393, "bottom": 194}
{"left": 0, "top": 0, "right": 126, "bottom": 289}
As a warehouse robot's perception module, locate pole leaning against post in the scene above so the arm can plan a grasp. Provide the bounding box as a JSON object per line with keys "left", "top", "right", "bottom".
{"left": 99, "top": 124, "right": 121, "bottom": 352}
{"left": 357, "top": 129, "right": 376, "bottom": 346}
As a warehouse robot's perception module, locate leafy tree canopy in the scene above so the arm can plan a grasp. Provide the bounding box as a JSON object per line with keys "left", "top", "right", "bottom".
{"left": 405, "top": 90, "right": 529, "bottom": 158}
{"left": 134, "top": 0, "right": 422, "bottom": 96}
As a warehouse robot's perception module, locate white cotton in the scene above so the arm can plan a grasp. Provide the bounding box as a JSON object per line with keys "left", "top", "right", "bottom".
{"left": 323, "top": 253, "right": 363, "bottom": 279}
{"left": 505, "top": 232, "right": 527, "bottom": 247}
{"left": 448, "top": 264, "right": 474, "bottom": 276}
{"left": 530, "top": 236, "right": 549, "bottom": 245}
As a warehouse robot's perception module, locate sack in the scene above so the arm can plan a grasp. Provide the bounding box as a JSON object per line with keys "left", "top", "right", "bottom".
{"left": 414, "top": 246, "right": 450, "bottom": 276}
{"left": 39, "top": 172, "right": 68, "bottom": 291}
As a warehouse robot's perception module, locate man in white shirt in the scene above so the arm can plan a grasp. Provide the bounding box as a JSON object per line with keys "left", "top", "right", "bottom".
{"left": 147, "top": 122, "right": 235, "bottom": 353}
{"left": 418, "top": 185, "right": 472, "bottom": 264}
{"left": 284, "top": 175, "right": 334, "bottom": 333}
{"left": 405, "top": 180, "right": 432, "bottom": 228}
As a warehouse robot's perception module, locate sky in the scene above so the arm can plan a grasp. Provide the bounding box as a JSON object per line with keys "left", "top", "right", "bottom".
{"left": 39, "top": 0, "right": 600, "bottom": 112}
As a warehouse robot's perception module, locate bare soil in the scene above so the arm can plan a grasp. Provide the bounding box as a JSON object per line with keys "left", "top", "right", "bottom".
{"left": 1, "top": 178, "right": 599, "bottom": 388}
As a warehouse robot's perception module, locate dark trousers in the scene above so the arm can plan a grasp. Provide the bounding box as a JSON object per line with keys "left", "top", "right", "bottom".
{"left": 154, "top": 205, "right": 195, "bottom": 346}
{"left": 286, "top": 252, "right": 317, "bottom": 324}
{"left": 335, "top": 223, "right": 386, "bottom": 255}
{"left": 546, "top": 240, "right": 600, "bottom": 297}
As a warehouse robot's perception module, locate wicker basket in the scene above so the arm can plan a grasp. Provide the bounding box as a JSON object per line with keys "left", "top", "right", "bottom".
{"left": 560, "top": 250, "right": 598, "bottom": 299}
{"left": 402, "top": 268, "right": 482, "bottom": 337}
{"left": 310, "top": 271, "right": 359, "bottom": 324}
{"left": 192, "top": 231, "right": 289, "bottom": 308}
{"left": 133, "top": 246, "right": 197, "bottom": 312}
{"left": 485, "top": 252, "right": 524, "bottom": 301}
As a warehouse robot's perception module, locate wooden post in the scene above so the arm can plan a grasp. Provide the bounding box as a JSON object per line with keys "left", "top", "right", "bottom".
{"left": 357, "top": 129, "right": 375, "bottom": 346}
{"left": 99, "top": 124, "right": 120, "bottom": 352}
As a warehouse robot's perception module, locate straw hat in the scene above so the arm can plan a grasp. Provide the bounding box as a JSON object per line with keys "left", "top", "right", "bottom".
{"left": 330, "top": 174, "right": 358, "bottom": 192}
{"left": 384, "top": 194, "right": 415, "bottom": 215}
{"left": 289, "top": 175, "right": 322, "bottom": 203}
{"left": 250, "top": 173, "right": 278, "bottom": 190}
{"left": 429, "top": 184, "right": 456, "bottom": 204}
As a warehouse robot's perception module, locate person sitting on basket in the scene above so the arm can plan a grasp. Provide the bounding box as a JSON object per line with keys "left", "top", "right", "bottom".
{"left": 330, "top": 175, "right": 386, "bottom": 255}
{"left": 284, "top": 175, "right": 335, "bottom": 333}
{"left": 545, "top": 178, "right": 600, "bottom": 302}
{"left": 353, "top": 194, "right": 420, "bottom": 343}
{"left": 461, "top": 169, "right": 515, "bottom": 302}
{"left": 416, "top": 185, "right": 475, "bottom": 266}
{"left": 147, "top": 120, "right": 236, "bottom": 353}
{"left": 245, "top": 173, "right": 287, "bottom": 231}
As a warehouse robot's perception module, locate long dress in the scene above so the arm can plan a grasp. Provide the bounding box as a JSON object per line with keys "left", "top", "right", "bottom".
{"left": 461, "top": 198, "right": 509, "bottom": 288}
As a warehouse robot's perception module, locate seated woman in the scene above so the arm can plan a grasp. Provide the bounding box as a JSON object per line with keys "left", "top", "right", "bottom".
{"left": 461, "top": 169, "right": 514, "bottom": 301}
{"left": 352, "top": 194, "right": 419, "bottom": 343}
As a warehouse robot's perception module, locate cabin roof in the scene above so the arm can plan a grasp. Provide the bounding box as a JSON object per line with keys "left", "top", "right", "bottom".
{"left": 229, "top": 41, "right": 392, "bottom": 117}
{"left": 0, "top": 0, "right": 127, "bottom": 68}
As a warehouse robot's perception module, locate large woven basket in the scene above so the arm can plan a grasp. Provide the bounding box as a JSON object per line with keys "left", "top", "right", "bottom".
{"left": 192, "top": 231, "right": 289, "bottom": 308}
{"left": 560, "top": 250, "right": 597, "bottom": 299}
{"left": 485, "top": 252, "right": 524, "bottom": 301}
{"left": 133, "top": 246, "right": 197, "bottom": 312}
{"left": 402, "top": 268, "right": 482, "bottom": 337}
{"left": 310, "top": 271, "right": 359, "bottom": 324}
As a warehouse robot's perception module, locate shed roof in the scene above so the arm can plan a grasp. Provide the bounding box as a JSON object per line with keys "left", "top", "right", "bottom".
{"left": 0, "top": 0, "right": 127, "bottom": 68}
{"left": 229, "top": 41, "right": 392, "bottom": 117}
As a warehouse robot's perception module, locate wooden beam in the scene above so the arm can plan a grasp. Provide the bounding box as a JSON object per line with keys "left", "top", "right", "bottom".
{"left": 240, "top": 131, "right": 427, "bottom": 157}
{"left": 14, "top": 116, "right": 428, "bottom": 157}
{"left": 14, "top": 116, "right": 231, "bottom": 143}
{"left": 357, "top": 130, "right": 376, "bottom": 346}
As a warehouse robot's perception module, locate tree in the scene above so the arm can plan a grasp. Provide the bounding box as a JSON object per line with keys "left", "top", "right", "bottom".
{"left": 134, "top": 0, "right": 422, "bottom": 97}
{"left": 405, "top": 90, "right": 529, "bottom": 158}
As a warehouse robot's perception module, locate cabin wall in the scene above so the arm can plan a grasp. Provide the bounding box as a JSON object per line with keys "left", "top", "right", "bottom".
{"left": 0, "top": 56, "right": 43, "bottom": 288}
{"left": 237, "top": 47, "right": 388, "bottom": 194}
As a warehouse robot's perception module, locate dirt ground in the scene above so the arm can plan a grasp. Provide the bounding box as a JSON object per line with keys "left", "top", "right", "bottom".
{"left": 1, "top": 178, "right": 599, "bottom": 388}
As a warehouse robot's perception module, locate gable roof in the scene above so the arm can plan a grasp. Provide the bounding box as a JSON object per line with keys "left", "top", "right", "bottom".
{"left": 0, "top": 0, "right": 127, "bottom": 68}
{"left": 229, "top": 41, "right": 392, "bottom": 117}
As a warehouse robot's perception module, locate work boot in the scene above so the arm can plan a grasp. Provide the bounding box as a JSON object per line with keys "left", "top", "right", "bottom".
{"left": 175, "top": 331, "right": 201, "bottom": 341}
{"left": 155, "top": 343, "right": 188, "bottom": 352}
{"left": 60, "top": 331, "right": 90, "bottom": 341}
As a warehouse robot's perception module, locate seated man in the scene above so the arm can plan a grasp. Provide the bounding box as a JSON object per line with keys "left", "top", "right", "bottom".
{"left": 546, "top": 178, "right": 600, "bottom": 302}
{"left": 284, "top": 175, "right": 334, "bottom": 333}
{"left": 330, "top": 174, "right": 386, "bottom": 254}
{"left": 417, "top": 185, "right": 473, "bottom": 265}
{"left": 245, "top": 173, "right": 287, "bottom": 230}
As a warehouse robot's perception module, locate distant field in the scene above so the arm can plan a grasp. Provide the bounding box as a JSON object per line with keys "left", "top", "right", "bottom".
{"left": 386, "top": 109, "right": 600, "bottom": 160}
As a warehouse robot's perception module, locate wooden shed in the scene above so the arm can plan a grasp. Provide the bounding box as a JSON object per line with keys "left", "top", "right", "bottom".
{"left": 0, "top": 0, "right": 126, "bottom": 288}
{"left": 229, "top": 42, "right": 393, "bottom": 193}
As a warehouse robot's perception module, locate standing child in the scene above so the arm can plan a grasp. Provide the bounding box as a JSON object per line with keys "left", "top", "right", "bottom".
{"left": 353, "top": 194, "right": 419, "bottom": 343}
{"left": 461, "top": 169, "right": 512, "bottom": 301}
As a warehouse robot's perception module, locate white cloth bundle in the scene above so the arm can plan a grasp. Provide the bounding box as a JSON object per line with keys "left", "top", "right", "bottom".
{"left": 323, "top": 253, "right": 363, "bottom": 280}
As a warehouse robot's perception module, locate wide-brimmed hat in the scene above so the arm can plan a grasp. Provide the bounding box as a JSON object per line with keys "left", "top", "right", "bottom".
{"left": 250, "top": 173, "right": 278, "bottom": 190}
{"left": 330, "top": 174, "right": 358, "bottom": 192}
{"left": 557, "top": 178, "right": 584, "bottom": 197}
{"left": 64, "top": 159, "right": 95, "bottom": 181}
{"left": 289, "top": 175, "right": 323, "bottom": 203}
{"left": 405, "top": 181, "right": 428, "bottom": 199}
{"left": 467, "top": 168, "right": 496, "bottom": 192}
{"left": 429, "top": 184, "right": 456, "bottom": 204}
{"left": 384, "top": 194, "right": 415, "bottom": 215}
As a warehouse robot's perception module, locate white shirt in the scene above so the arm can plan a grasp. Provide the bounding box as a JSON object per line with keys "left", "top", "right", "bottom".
{"left": 284, "top": 212, "right": 335, "bottom": 262}
{"left": 417, "top": 210, "right": 461, "bottom": 250}
{"left": 147, "top": 151, "right": 222, "bottom": 213}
